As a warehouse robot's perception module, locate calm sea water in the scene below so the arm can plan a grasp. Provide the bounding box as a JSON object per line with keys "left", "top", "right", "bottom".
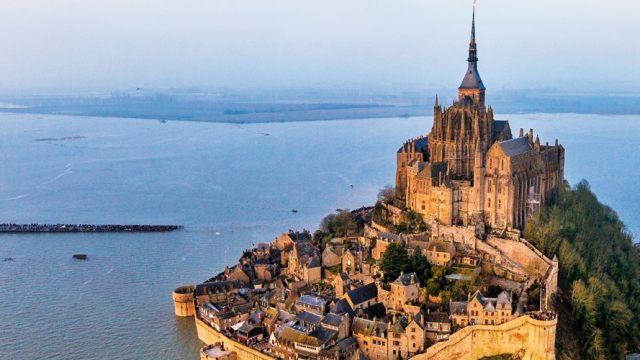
{"left": 0, "top": 112, "right": 638, "bottom": 359}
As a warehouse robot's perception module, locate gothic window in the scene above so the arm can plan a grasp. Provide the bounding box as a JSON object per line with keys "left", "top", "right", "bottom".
{"left": 498, "top": 199, "right": 502, "bottom": 209}
{"left": 497, "top": 181, "right": 501, "bottom": 194}
{"left": 488, "top": 198, "right": 491, "bottom": 208}
{"left": 488, "top": 180, "right": 492, "bottom": 193}
{"left": 501, "top": 159, "right": 504, "bottom": 170}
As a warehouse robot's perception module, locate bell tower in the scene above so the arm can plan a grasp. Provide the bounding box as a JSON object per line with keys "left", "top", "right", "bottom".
{"left": 458, "top": 7, "right": 485, "bottom": 107}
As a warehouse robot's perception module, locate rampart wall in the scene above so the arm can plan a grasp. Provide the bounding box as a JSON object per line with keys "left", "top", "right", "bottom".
{"left": 195, "top": 317, "right": 274, "bottom": 360}
{"left": 486, "top": 236, "right": 551, "bottom": 277}
{"left": 173, "top": 285, "right": 196, "bottom": 317}
{"left": 411, "top": 315, "right": 557, "bottom": 360}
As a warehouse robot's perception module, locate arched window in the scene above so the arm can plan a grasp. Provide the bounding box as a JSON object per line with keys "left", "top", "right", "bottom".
{"left": 488, "top": 198, "right": 491, "bottom": 208}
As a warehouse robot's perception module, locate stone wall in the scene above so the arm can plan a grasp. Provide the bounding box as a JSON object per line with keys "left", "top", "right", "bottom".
{"left": 411, "top": 315, "right": 557, "bottom": 360}
{"left": 195, "top": 317, "right": 274, "bottom": 360}
{"left": 173, "top": 285, "right": 196, "bottom": 317}
{"left": 486, "top": 236, "right": 551, "bottom": 277}
{"left": 427, "top": 220, "right": 476, "bottom": 250}
{"left": 475, "top": 239, "right": 528, "bottom": 281}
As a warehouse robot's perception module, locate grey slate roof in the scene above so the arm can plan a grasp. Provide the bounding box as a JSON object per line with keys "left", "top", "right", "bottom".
{"left": 296, "top": 310, "right": 322, "bottom": 326}
{"left": 393, "top": 272, "right": 419, "bottom": 287}
{"left": 331, "top": 298, "right": 355, "bottom": 318}
{"left": 459, "top": 62, "right": 485, "bottom": 90}
{"left": 297, "top": 294, "right": 327, "bottom": 308}
{"left": 194, "top": 280, "right": 242, "bottom": 296}
{"left": 498, "top": 136, "right": 532, "bottom": 157}
{"left": 450, "top": 301, "right": 468, "bottom": 315}
{"left": 345, "top": 283, "right": 378, "bottom": 307}
{"left": 321, "top": 313, "right": 343, "bottom": 327}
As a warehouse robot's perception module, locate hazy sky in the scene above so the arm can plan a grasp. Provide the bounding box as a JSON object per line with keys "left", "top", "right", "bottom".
{"left": 0, "top": 0, "right": 637, "bottom": 94}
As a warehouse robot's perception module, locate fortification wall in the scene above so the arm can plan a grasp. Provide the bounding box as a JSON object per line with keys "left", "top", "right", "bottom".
{"left": 411, "top": 315, "right": 557, "bottom": 360}
{"left": 475, "top": 239, "right": 528, "bottom": 280}
{"left": 486, "top": 236, "right": 551, "bottom": 277}
{"left": 195, "top": 317, "right": 273, "bottom": 360}
{"left": 428, "top": 221, "right": 476, "bottom": 249}
{"left": 173, "top": 285, "right": 195, "bottom": 317}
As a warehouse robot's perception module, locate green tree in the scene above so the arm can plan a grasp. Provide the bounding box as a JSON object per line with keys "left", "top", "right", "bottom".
{"left": 379, "top": 242, "right": 410, "bottom": 282}
{"left": 320, "top": 210, "right": 357, "bottom": 237}
{"left": 525, "top": 180, "right": 640, "bottom": 359}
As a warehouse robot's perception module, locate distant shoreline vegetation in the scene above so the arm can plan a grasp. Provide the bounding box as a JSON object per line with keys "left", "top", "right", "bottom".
{"left": 1, "top": 92, "right": 640, "bottom": 123}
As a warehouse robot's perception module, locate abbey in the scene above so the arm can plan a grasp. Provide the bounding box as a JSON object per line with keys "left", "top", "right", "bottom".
{"left": 396, "top": 11, "right": 565, "bottom": 230}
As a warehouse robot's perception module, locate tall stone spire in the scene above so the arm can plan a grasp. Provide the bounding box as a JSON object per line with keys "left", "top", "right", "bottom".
{"left": 458, "top": 5, "right": 486, "bottom": 106}
{"left": 468, "top": 6, "right": 478, "bottom": 63}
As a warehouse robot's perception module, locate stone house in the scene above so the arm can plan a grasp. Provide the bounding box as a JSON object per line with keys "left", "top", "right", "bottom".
{"left": 371, "top": 232, "right": 400, "bottom": 260}
{"left": 425, "top": 311, "right": 451, "bottom": 343}
{"left": 320, "top": 313, "right": 351, "bottom": 342}
{"left": 334, "top": 272, "right": 351, "bottom": 299}
{"left": 352, "top": 312, "right": 426, "bottom": 360}
{"left": 322, "top": 245, "right": 342, "bottom": 268}
{"left": 342, "top": 244, "right": 366, "bottom": 275}
{"left": 275, "top": 325, "right": 338, "bottom": 358}
{"left": 288, "top": 241, "right": 321, "bottom": 284}
{"left": 390, "top": 272, "right": 421, "bottom": 311}
{"left": 450, "top": 290, "right": 514, "bottom": 327}
{"left": 296, "top": 294, "right": 327, "bottom": 315}
{"left": 344, "top": 283, "right": 378, "bottom": 312}
{"left": 194, "top": 280, "right": 243, "bottom": 305}
{"left": 274, "top": 230, "right": 311, "bottom": 251}
{"left": 424, "top": 241, "right": 456, "bottom": 266}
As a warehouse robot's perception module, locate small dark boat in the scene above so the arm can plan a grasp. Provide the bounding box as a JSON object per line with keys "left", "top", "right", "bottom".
{"left": 349, "top": 184, "right": 354, "bottom": 189}
{"left": 291, "top": 209, "right": 298, "bottom": 213}
{"left": 3, "top": 257, "right": 14, "bottom": 262}
{"left": 72, "top": 254, "right": 88, "bottom": 260}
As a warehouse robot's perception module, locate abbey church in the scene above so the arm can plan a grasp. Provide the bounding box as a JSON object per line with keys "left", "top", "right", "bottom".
{"left": 395, "top": 11, "right": 564, "bottom": 230}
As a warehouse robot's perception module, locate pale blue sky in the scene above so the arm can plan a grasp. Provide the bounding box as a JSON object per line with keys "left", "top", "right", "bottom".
{"left": 0, "top": 0, "right": 636, "bottom": 93}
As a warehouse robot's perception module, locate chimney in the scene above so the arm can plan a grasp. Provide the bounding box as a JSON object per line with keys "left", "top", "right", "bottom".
{"left": 528, "top": 128, "right": 534, "bottom": 141}
{"left": 519, "top": 128, "right": 524, "bottom": 137}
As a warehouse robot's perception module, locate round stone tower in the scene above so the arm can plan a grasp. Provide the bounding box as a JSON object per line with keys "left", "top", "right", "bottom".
{"left": 172, "top": 285, "right": 195, "bottom": 317}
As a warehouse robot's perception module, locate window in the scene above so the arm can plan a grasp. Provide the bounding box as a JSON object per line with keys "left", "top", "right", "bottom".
{"left": 498, "top": 199, "right": 502, "bottom": 209}
{"left": 488, "top": 180, "right": 492, "bottom": 193}
{"left": 488, "top": 198, "right": 491, "bottom": 208}
{"left": 501, "top": 159, "right": 504, "bottom": 170}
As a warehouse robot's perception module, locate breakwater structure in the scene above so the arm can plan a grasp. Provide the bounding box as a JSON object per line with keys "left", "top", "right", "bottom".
{"left": 0, "top": 223, "right": 182, "bottom": 233}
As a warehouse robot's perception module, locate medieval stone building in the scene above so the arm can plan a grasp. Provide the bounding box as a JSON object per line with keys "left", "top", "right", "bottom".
{"left": 395, "top": 11, "right": 564, "bottom": 230}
